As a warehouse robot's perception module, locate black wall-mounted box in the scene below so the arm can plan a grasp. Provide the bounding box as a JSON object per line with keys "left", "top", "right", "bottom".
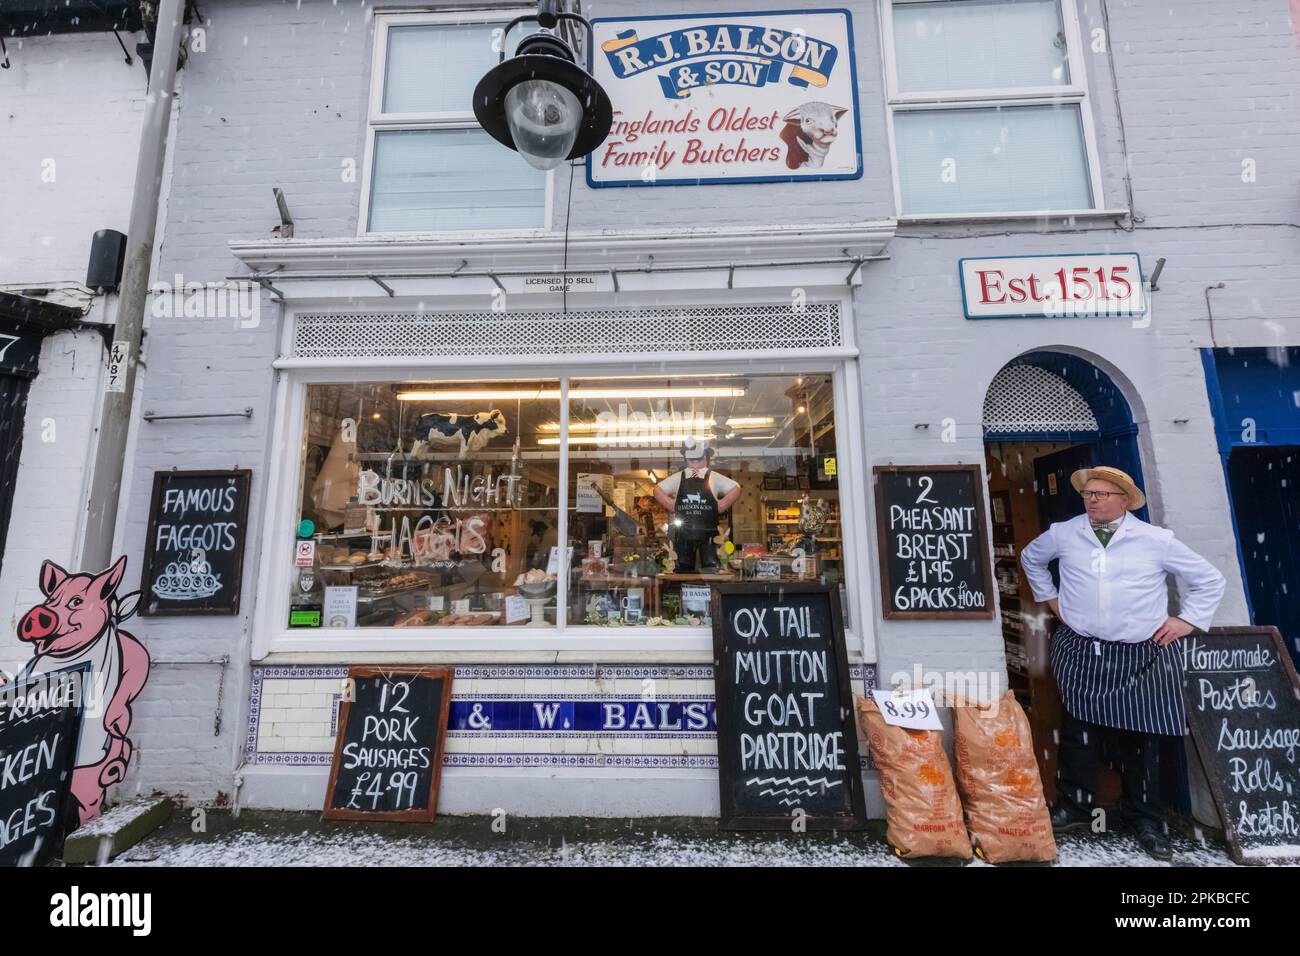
{"left": 86, "top": 229, "right": 128, "bottom": 293}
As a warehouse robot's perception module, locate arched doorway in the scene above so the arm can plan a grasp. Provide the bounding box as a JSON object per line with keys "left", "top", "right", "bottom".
{"left": 981, "top": 349, "right": 1167, "bottom": 808}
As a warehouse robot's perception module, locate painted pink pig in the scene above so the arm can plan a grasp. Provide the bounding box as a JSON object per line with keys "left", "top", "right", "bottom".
{"left": 13, "top": 557, "right": 150, "bottom": 827}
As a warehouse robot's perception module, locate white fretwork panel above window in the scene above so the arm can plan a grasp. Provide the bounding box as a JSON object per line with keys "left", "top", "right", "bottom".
{"left": 983, "top": 363, "right": 1099, "bottom": 434}
{"left": 292, "top": 303, "right": 843, "bottom": 359}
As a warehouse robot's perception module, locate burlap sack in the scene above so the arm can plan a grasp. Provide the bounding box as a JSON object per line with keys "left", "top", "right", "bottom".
{"left": 952, "top": 691, "right": 1057, "bottom": 863}
{"left": 855, "top": 696, "right": 972, "bottom": 860}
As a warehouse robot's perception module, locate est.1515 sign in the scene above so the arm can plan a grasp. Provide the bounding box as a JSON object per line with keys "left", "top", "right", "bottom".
{"left": 874, "top": 465, "right": 995, "bottom": 620}
{"left": 589, "top": 9, "right": 862, "bottom": 187}
{"left": 959, "top": 253, "right": 1146, "bottom": 320}
{"left": 140, "top": 469, "right": 251, "bottom": 615}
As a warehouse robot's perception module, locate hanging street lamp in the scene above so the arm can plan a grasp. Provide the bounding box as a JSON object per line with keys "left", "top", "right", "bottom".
{"left": 472, "top": 0, "right": 613, "bottom": 171}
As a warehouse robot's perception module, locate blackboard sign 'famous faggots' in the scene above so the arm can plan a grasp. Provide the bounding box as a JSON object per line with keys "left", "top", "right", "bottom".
{"left": 874, "top": 464, "right": 995, "bottom": 620}
{"left": 324, "top": 667, "right": 453, "bottom": 823}
{"left": 1182, "top": 627, "right": 1300, "bottom": 865}
{"left": 0, "top": 666, "right": 87, "bottom": 866}
{"left": 140, "top": 470, "right": 251, "bottom": 615}
{"left": 711, "top": 583, "right": 866, "bottom": 830}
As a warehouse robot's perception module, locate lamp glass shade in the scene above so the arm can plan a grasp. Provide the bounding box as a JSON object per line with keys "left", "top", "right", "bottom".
{"left": 504, "top": 78, "right": 582, "bottom": 170}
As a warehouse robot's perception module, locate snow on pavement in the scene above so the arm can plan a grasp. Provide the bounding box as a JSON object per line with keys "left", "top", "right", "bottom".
{"left": 101, "top": 819, "right": 1247, "bottom": 867}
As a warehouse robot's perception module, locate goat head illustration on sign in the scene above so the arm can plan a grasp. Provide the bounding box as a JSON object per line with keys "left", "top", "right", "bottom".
{"left": 10, "top": 557, "right": 151, "bottom": 826}
{"left": 779, "top": 102, "right": 848, "bottom": 170}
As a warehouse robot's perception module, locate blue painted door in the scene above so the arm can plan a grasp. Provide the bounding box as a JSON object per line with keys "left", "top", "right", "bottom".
{"left": 1228, "top": 446, "right": 1300, "bottom": 666}
{"left": 1034, "top": 444, "right": 1098, "bottom": 526}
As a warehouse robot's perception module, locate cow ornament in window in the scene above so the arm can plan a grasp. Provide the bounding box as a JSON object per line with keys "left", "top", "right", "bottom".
{"left": 411, "top": 409, "right": 508, "bottom": 459}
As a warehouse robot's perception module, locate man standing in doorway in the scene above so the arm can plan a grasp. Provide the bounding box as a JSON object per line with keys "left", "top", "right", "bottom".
{"left": 1020, "top": 466, "right": 1225, "bottom": 860}
{"left": 654, "top": 440, "right": 742, "bottom": 573}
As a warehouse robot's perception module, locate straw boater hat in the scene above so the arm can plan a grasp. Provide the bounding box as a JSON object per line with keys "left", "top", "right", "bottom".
{"left": 1070, "top": 465, "right": 1146, "bottom": 511}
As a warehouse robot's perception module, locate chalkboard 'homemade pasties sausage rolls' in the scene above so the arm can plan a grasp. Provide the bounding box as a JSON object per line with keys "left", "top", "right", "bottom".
{"left": 855, "top": 696, "right": 972, "bottom": 860}
{"left": 952, "top": 691, "right": 1056, "bottom": 864}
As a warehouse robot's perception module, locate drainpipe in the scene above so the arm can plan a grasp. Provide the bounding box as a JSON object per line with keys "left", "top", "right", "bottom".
{"left": 80, "top": 0, "right": 186, "bottom": 571}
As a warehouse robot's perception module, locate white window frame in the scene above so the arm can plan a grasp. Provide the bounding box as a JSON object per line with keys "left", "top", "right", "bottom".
{"left": 359, "top": 8, "right": 554, "bottom": 238}
{"left": 879, "top": 0, "right": 1108, "bottom": 221}
{"left": 249, "top": 316, "right": 871, "bottom": 660}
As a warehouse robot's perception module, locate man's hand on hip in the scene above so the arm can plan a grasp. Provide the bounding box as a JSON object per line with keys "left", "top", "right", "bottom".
{"left": 1046, "top": 598, "right": 1061, "bottom": 620}
{"left": 1152, "top": 616, "right": 1194, "bottom": 646}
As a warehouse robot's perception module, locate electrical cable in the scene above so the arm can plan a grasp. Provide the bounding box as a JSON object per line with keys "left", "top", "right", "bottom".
{"left": 561, "top": 157, "right": 578, "bottom": 315}
{"left": 1099, "top": 0, "right": 1140, "bottom": 230}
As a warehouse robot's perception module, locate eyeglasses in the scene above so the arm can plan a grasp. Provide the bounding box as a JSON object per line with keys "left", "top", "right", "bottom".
{"left": 1081, "top": 490, "right": 1126, "bottom": 502}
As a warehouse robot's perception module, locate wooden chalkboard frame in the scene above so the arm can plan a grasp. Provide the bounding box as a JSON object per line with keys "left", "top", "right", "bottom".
{"left": 323, "top": 665, "right": 453, "bottom": 824}
{"left": 710, "top": 581, "right": 868, "bottom": 831}
{"left": 1183, "top": 625, "right": 1298, "bottom": 866}
{"left": 873, "top": 464, "right": 996, "bottom": 621}
{"left": 139, "top": 468, "right": 252, "bottom": 616}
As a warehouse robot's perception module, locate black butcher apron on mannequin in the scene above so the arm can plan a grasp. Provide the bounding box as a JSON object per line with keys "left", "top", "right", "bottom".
{"left": 672, "top": 470, "right": 720, "bottom": 573}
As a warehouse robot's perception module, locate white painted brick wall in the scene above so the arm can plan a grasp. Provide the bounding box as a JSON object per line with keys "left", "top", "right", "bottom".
{"left": 0, "top": 33, "right": 144, "bottom": 283}
{"left": 0, "top": 329, "right": 105, "bottom": 674}
{"left": 0, "top": 35, "right": 142, "bottom": 674}
{"left": 99, "top": 0, "right": 1300, "bottom": 807}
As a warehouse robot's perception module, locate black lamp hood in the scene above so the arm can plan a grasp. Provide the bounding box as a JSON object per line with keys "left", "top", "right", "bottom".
{"left": 472, "top": 30, "right": 613, "bottom": 162}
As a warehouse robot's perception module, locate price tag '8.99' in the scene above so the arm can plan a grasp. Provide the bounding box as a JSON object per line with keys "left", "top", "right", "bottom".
{"left": 871, "top": 688, "right": 942, "bottom": 731}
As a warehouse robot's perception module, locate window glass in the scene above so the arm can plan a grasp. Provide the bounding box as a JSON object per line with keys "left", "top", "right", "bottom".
{"left": 295, "top": 381, "right": 560, "bottom": 629}
{"left": 368, "top": 129, "right": 547, "bottom": 232}
{"left": 382, "top": 23, "right": 499, "bottom": 114}
{"left": 895, "top": 105, "right": 1091, "bottom": 215}
{"left": 563, "top": 373, "right": 844, "bottom": 629}
{"left": 893, "top": 0, "right": 1069, "bottom": 93}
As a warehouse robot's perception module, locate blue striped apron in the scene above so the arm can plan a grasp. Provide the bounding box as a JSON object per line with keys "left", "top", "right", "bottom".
{"left": 1049, "top": 624, "right": 1186, "bottom": 736}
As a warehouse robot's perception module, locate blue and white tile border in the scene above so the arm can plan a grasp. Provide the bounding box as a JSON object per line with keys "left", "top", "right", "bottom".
{"left": 245, "top": 662, "right": 877, "bottom": 770}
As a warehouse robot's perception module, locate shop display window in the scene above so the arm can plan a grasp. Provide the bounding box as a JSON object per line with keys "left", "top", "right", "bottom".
{"left": 292, "top": 373, "right": 846, "bottom": 633}
{"left": 296, "top": 380, "right": 562, "bottom": 629}
{"left": 564, "top": 374, "right": 843, "bottom": 629}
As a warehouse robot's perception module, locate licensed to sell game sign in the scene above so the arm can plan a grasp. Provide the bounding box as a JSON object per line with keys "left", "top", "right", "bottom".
{"left": 589, "top": 9, "right": 862, "bottom": 187}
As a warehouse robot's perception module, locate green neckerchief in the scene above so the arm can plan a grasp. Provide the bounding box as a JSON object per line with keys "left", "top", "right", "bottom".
{"left": 1092, "top": 520, "right": 1120, "bottom": 547}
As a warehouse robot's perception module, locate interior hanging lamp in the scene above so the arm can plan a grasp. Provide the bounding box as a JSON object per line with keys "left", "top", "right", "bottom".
{"left": 472, "top": 0, "right": 613, "bottom": 170}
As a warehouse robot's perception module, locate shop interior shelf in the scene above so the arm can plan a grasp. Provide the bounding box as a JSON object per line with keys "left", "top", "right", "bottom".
{"left": 356, "top": 583, "right": 431, "bottom": 604}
